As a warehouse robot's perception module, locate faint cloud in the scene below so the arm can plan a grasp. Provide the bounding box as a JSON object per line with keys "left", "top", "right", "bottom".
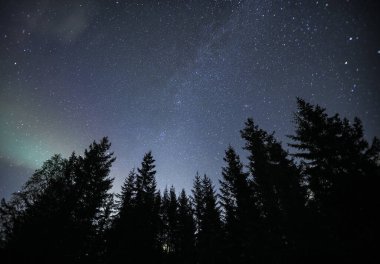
{"left": 56, "top": 8, "right": 89, "bottom": 43}
{"left": 26, "top": 1, "right": 96, "bottom": 44}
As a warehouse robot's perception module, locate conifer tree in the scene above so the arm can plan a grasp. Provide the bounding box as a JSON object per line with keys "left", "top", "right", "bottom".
{"left": 161, "top": 186, "right": 171, "bottom": 254}
{"left": 289, "top": 98, "right": 380, "bottom": 259}
{"left": 153, "top": 190, "right": 163, "bottom": 260}
{"left": 108, "top": 152, "right": 161, "bottom": 263}
{"left": 192, "top": 174, "right": 222, "bottom": 264}
{"left": 70, "top": 137, "right": 115, "bottom": 262}
{"left": 191, "top": 172, "right": 203, "bottom": 236}
{"left": 177, "top": 189, "right": 196, "bottom": 263}
{"left": 168, "top": 186, "right": 178, "bottom": 254}
{"left": 241, "top": 118, "right": 306, "bottom": 261}
{"left": 133, "top": 151, "right": 161, "bottom": 262}
{"left": 219, "top": 146, "right": 252, "bottom": 263}
{"left": 161, "top": 186, "right": 179, "bottom": 262}
{"left": 118, "top": 169, "right": 137, "bottom": 214}
{"left": 107, "top": 169, "right": 137, "bottom": 262}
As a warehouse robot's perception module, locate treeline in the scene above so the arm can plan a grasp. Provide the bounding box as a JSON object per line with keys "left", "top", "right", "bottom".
{"left": 0, "top": 98, "right": 379, "bottom": 263}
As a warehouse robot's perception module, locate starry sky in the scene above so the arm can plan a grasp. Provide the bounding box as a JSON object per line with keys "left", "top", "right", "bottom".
{"left": 1, "top": 0, "right": 379, "bottom": 199}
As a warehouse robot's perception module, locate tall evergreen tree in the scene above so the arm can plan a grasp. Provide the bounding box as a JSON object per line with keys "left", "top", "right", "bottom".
{"left": 241, "top": 118, "right": 307, "bottom": 261}
{"left": 219, "top": 146, "right": 252, "bottom": 263}
{"left": 289, "top": 98, "right": 380, "bottom": 259}
{"left": 133, "top": 151, "right": 161, "bottom": 262}
{"left": 70, "top": 137, "right": 115, "bottom": 262}
{"left": 160, "top": 186, "right": 180, "bottom": 262}
{"left": 167, "top": 186, "right": 178, "bottom": 254}
{"left": 191, "top": 172, "right": 203, "bottom": 236}
{"left": 153, "top": 190, "right": 163, "bottom": 260}
{"left": 106, "top": 169, "right": 137, "bottom": 262}
{"left": 161, "top": 186, "right": 171, "bottom": 254}
{"left": 177, "top": 189, "right": 196, "bottom": 264}
{"left": 192, "top": 174, "right": 222, "bottom": 264}
{"left": 118, "top": 169, "right": 137, "bottom": 215}
{"left": 108, "top": 152, "right": 161, "bottom": 263}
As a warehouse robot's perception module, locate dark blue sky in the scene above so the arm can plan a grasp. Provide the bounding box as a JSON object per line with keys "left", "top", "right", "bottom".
{"left": 1, "top": 0, "right": 379, "bottom": 198}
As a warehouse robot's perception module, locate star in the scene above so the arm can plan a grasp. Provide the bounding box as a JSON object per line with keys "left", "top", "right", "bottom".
{"left": 0, "top": 0, "right": 378, "bottom": 199}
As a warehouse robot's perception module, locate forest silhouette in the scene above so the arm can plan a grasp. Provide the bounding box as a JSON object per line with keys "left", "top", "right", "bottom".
{"left": 0, "top": 98, "right": 379, "bottom": 263}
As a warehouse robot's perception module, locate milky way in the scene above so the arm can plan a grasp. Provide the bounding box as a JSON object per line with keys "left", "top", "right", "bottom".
{"left": 1, "top": 0, "right": 379, "bottom": 198}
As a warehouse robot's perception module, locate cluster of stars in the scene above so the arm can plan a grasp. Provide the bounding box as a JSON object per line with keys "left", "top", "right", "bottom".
{"left": 0, "top": 0, "right": 379, "bottom": 199}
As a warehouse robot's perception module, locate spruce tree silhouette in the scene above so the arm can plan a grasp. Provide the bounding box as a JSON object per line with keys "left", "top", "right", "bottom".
{"left": 106, "top": 169, "right": 137, "bottom": 263}
{"left": 72, "top": 137, "right": 115, "bottom": 263}
{"left": 192, "top": 174, "right": 222, "bottom": 264}
{"left": 107, "top": 153, "right": 163, "bottom": 263}
{"left": 167, "top": 186, "right": 178, "bottom": 255}
{"left": 241, "top": 118, "right": 307, "bottom": 262}
{"left": 191, "top": 172, "right": 203, "bottom": 238}
{"left": 161, "top": 186, "right": 171, "bottom": 256}
{"left": 176, "top": 189, "right": 196, "bottom": 264}
{"left": 160, "top": 186, "right": 180, "bottom": 263}
{"left": 219, "top": 146, "right": 254, "bottom": 263}
{"left": 131, "top": 151, "right": 161, "bottom": 262}
{"left": 289, "top": 98, "right": 380, "bottom": 261}
{"left": 119, "top": 169, "right": 137, "bottom": 215}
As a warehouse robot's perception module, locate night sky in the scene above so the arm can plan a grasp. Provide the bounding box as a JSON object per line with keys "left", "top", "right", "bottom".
{"left": 1, "top": 0, "right": 379, "bottom": 199}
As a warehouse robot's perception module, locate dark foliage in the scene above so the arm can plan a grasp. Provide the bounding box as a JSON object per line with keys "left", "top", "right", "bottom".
{"left": 1, "top": 99, "right": 378, "bottom": 263}
{"left": 288, "top": 98, "right": 380, "bottom": 262}
{"left": 0, "top": 137, "right": 115, "bottom": 263}
{"left": 192, "top": 174, "right": 223, "bottom": 264}
{"left": 107, "top": 151, "right": 161, "bottom": 263}
{"left": 219, "top": 146, "right": 253, "bottom": 263}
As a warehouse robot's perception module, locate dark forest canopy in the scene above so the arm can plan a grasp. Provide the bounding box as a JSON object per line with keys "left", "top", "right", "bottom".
{"left": 0, "top": 99, "right": 379, "bottom": 263}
